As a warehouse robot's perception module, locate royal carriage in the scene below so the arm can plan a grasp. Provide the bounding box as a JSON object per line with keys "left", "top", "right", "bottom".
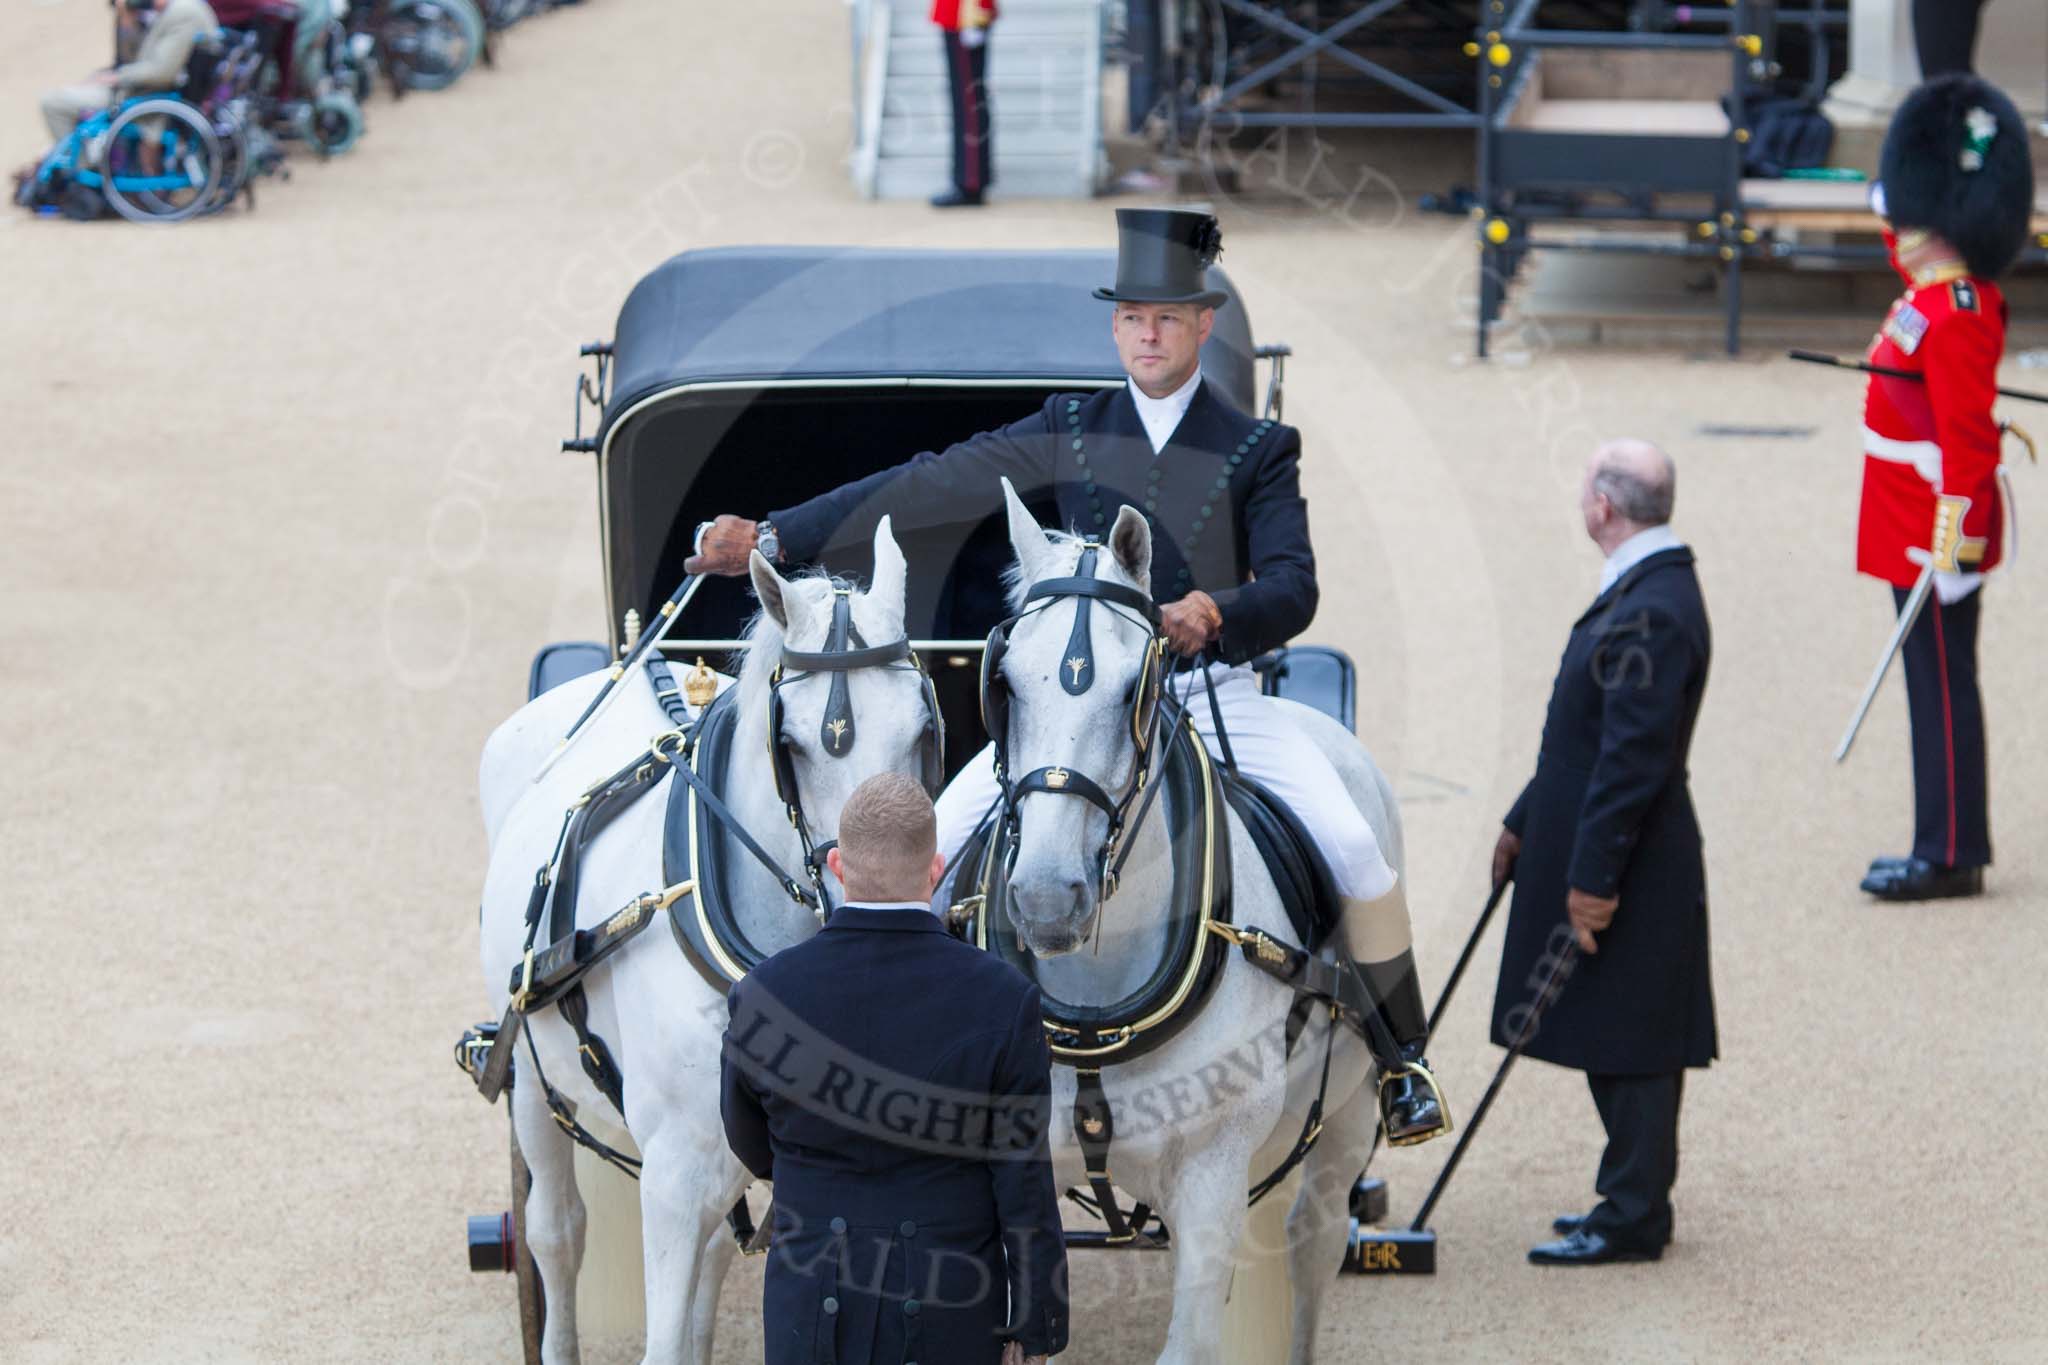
{"left": 460, "top": 244, "right": 1368, "bottom": 1360}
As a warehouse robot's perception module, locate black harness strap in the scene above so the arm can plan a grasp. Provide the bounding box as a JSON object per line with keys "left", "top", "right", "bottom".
{"left": 1247, "top": 1002, "right": 1337, "bottom": 1206}
{"left": 1058, "top": 547, "right": 1101, "bottom": 694}
{"left": 522, "top": 1023, "right": 643, "bottom": 1179}
{"left": 1072, "top": 1068, "right": 1157, "bottom": 1248}
{"left": 660, "top": 731, "right": 820, "bottom": 908}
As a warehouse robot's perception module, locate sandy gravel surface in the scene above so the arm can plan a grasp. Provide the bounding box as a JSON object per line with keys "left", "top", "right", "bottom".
{"left": 4, "top": 2, "right": 2047, "bottom": 1361}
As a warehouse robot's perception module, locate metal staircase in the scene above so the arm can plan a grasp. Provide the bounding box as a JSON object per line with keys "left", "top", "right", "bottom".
{"left": 850, "top": 0, "right": 1105, "bottom": 200}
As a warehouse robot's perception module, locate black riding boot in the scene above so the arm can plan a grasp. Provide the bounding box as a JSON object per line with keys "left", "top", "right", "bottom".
{"left": 1362, "top": 949, "right": 1450, "bottom": 1145}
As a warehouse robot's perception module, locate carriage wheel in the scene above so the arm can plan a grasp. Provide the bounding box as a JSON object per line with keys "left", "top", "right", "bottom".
{"left": 100, "top": 99, "right": 222, "bottom": 224}
{"left": 508, "top": 1114, "right": 547, "bottom": 1365}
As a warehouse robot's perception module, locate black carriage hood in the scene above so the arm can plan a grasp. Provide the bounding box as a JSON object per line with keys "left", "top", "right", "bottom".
{"left": 598, "top": 246, "right": 1260, "bottom": 436}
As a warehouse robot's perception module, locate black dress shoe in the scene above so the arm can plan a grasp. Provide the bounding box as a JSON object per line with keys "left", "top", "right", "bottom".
{"left": 1866, "top": 853, "right": 1914, "bottom": 875}
{"left": 1551, "top": 1212, "right": 1589, "bottom": 1236}
{"left": 1527, "top": 1228, "right": 1661, "bottom": 1266}
{"left": 1859, "top": 857, "right": 1984, "bottom": 902}
{"left": 929, "top": 188, "right": 986, "bottom": 208}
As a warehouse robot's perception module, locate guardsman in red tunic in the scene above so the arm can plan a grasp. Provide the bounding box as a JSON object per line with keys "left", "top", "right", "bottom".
{"left": 1857, "top": 74, "right": 2034, "bottom": 901}
{"left": 930, "top": 0, "right": 996, "bottom": 208}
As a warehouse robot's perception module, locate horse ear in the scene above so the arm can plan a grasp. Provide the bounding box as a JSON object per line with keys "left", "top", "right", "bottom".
{"left": 1108, "top": 504, "right": 1152, "bottom": 593}
{"left": 868, "top": 515, "right": 908, "bottom": 634}
{"left": 1002, "top": 477, "right": 1051, "bottom": 582}
{"left": 749, "top": 550, "right": 789, "bottom": 627}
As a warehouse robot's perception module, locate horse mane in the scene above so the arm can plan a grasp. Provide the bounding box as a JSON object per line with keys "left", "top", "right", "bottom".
{"left": 1003, "top": 524, "right": 1147, "bottom": 614}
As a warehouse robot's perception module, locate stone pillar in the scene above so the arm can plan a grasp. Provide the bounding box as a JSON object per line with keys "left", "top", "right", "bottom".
{"left": 1821, "top": 0, "right": 1918, "bottom": 171}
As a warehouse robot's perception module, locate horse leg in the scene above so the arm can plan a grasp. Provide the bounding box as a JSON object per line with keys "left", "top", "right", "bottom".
{"left": 1154, "top": 1140, "right": 1261, "bottom": 1365}
{"left": 1283, "top": 1054, "right": 1379, "bottom": 1365}
{"left": 635, "top": 1127, "right": 731, "bottom": 1365}
{"left": 686, "top": 1214, "right": 742, "bottom": 1363}
{"left": 511, "top": 1069, "right": 587, "bottom": 1365}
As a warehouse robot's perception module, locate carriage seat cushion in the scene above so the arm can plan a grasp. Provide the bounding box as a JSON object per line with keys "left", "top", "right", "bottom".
{"left": 1222, "top": 773, "right": 1339, "bottom": 955}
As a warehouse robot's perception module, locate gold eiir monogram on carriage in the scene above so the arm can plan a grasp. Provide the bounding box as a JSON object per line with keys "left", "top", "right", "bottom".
{"left": 1067, "top": 656, "right": 1088, "bottom": 685}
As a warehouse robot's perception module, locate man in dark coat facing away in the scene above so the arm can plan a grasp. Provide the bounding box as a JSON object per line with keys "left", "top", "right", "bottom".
{"left": 1490, "top": 439, "right": 1717, "bottom": 1266}
{"left": 721, "top": 772, "right": 1068, "bottom": 1363}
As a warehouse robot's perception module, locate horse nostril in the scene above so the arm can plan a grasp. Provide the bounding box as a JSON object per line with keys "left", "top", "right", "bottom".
{"left": 1063, "top": 879, "right": 1088, "bottom": 914}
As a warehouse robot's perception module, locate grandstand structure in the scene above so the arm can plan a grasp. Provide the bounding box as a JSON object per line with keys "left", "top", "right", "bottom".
{"left": 1121, "top": 0, "right": 2048, "bottom": 355}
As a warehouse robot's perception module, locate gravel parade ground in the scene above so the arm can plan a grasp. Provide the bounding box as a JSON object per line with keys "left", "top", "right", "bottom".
{"left": 5, "top": 1, "right": 2046, "bottom": 1360}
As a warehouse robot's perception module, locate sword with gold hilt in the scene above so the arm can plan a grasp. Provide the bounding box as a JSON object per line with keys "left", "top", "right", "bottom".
{"left": 533, "top": 573, "right": 707, "bottom": 781}
{"left": 1789, "top": 350, "right": 2038, "bottom": 760}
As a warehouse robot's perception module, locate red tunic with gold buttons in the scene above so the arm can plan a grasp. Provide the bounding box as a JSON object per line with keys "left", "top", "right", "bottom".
{"left": 1858, "top": 232, "right": 2008, "bottom": 590}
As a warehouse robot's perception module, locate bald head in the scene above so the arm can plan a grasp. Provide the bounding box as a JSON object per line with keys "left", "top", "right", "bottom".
{"left": 1581, "top": 439, "right": 1675, "bottom": 550}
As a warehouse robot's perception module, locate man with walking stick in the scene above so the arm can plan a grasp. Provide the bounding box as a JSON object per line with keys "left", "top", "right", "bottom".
{"left": 1491, "top": 439, "right": 1716, "bottom": 1266}
{"left": 1852, "top": 75, "right": 2033, "bottom": 902}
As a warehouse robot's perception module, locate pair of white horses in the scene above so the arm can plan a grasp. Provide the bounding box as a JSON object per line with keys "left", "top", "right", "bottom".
{"left": 476, "top": 485, "right": 1405, "bottom": 1364}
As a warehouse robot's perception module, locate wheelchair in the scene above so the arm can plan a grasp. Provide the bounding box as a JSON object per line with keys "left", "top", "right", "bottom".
{"left": 15, "top": 30, "right": 270, "bottom": 224}
{"left": 212, "top": 0, "right": 366, "bottom": 156}
{"left": 342, "top": 0, "right": 485, "bottom": 96}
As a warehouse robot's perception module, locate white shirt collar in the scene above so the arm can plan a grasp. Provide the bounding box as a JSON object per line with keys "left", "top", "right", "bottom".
{"left": 1598, "top": 524, "right": 1684, "bottom": 596}
{"left": 844, "top": 900, "right": 937, "bottom": 915}
{"left": 1126, "top": 369, "right": 1203, "bottom": 455}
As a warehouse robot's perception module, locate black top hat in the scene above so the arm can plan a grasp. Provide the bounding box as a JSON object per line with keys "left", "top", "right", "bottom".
{"left": 1879, "top": 74, "right": 2035, "bottom": 280}
{"left": 1093, "top": 208, "right": 1230, "bottom": 308}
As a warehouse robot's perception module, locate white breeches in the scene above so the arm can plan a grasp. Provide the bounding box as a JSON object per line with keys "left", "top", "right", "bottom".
{"left": 936, "top": 663, "right": 1397, "bottom": 902}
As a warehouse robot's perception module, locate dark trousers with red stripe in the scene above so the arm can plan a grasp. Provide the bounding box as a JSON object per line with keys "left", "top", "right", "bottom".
{"left": 941, "top": 29, "right": 992, "bottom": 196}
{"left": 1895, "top": 583, "right": 1991, "bottom": 869}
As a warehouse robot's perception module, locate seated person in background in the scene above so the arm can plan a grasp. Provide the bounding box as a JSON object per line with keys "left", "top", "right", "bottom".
{"left": 38, "top": 0, "right": 221, "bottom": 142}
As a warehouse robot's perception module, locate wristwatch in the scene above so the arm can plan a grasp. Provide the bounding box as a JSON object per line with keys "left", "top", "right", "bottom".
{"left": 755, "top": 519, "right": 782, "bottom": 563}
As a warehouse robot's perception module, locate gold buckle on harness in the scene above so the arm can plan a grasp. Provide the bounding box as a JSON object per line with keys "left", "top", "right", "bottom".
{"left": 1204, "top": 921, "right": 1288, "bottom": 965}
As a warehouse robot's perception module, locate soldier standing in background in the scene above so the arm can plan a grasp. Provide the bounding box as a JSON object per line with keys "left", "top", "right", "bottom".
{"left": 931, "top": 0, "right": 995, "bottom": 207}
{"left": 1856, "top": 75, "right": 2034, "bottom": 902}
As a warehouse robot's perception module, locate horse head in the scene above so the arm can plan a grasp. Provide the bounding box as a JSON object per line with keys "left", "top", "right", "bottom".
{"left": 992, "top": 478, "right": 1158, "bottom": 956}
{"left": 740, "top": 516, "right": 942, "bottom": 895}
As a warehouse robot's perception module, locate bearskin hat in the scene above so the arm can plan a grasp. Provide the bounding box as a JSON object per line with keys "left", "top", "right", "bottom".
{"left": 1879, "top": 74, "right": 2034, "bottom": 280}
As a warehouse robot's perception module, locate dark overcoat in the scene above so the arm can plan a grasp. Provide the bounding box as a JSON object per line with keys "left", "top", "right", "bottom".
{"left": 770, "top": 378, "right": 1315, "bottom": 663}
{"left": 721, "top": 905, "right": 1068, "bottom": 1365}
{"left": 1489, "top": 547, "right": 1719, "bottom": 1075}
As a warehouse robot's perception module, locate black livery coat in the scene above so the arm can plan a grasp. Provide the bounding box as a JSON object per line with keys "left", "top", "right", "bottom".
{"left": 1490, "top": 548, "right": 1719, "bottom": 1075}
{"left": 770, "top": 378, "right": 1315, "bottom": 664}
{"left": 721, "top": 906, "right": 1068, "bottom": 1365}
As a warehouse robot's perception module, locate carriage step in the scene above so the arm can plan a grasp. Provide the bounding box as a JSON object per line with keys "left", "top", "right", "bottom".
{"left": 1343, "top": 1222, "right": 1437, "bottom": 1275}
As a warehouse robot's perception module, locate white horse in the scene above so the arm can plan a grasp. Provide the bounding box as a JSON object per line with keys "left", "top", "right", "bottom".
{"left": 476, "top": 520, "right": 937, "bottom": 1365}
{"left": 988, "top": 483, "right": 1398, "bottom": 1365}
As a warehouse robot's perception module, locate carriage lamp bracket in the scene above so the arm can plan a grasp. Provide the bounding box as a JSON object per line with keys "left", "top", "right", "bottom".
{"left": 1254, "top": 344, "right": 1291, "bottom": 422}
{"left": 562, "top": 340, "right": 614, "bottom": 454}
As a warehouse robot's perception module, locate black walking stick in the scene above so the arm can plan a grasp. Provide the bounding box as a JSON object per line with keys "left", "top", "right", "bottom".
{"left": 1346, "top": 931, "right": 1581, "bottom": 1275}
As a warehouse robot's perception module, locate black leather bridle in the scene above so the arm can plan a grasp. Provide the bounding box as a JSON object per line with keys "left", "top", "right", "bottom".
{"left": 768, "top": 588, "right": 944, "bottom": 894}
{"left": 981, "top": 546, "right": 1170, "bottom": 902}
